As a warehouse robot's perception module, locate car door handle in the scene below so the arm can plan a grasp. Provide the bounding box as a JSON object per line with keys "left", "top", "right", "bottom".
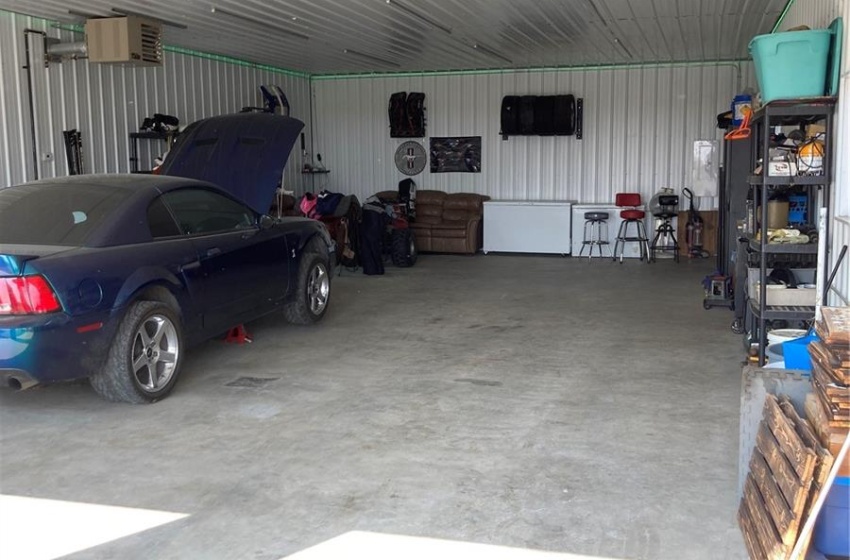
{"left": 180, "top": 260, "right": 201, "bottom": 272}
{"left": 206, "top": 247, "right": 222, "bottom": 257}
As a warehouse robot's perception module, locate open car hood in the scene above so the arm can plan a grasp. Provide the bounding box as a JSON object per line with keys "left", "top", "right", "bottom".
{"left": 159, "top": 113, "right": 304, "bottom": 215}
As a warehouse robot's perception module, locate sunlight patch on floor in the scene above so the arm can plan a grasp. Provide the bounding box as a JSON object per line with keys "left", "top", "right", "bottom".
{"left": 285, "top": 531, "right": 625, "bottom": 560}
{"left": 0, "top": 494, "right": 188, "bottom": 560}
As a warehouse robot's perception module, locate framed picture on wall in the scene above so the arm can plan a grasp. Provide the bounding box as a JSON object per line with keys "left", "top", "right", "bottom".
{"left": 429, "top": 136, "right": 481, "bottom": 173}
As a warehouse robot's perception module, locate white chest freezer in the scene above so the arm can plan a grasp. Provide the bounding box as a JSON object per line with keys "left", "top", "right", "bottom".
{"left": 483, "top": 201, "right": 573, "bottom": 255}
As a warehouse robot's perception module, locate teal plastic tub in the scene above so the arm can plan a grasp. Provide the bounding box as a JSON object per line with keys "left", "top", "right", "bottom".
{"left": 814, "top": 476, "right": 849, "bottom": 556}
{"left": 749, "top": 30, "right": 832, "bottom": 103}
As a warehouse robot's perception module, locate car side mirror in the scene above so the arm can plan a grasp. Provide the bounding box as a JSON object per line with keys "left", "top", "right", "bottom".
{"left": 259, "top": 215, "right": 275, "bottom": 230}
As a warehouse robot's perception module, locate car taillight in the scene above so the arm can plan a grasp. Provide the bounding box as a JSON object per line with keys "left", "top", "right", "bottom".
{"left": 0, "top": 275, "right": 62, "bottom": 315}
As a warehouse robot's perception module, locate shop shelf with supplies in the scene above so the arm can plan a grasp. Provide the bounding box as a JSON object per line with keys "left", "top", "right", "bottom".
{"left": 129, "top": 131, "right": 175, "bottom": 173}
{"left": 744, "top": 98, "right": 835, "bottom": 366}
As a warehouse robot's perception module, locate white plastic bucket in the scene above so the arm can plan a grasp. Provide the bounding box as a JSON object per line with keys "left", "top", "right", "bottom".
{"left": 766, "top": 343, "right": 785, "bottom": 364}
{"left": 767, "top": 329, "right": 807, "bottom": 346}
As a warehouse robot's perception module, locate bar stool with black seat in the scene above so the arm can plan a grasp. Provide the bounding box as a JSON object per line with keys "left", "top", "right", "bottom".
{"left": 612, "top": 193, "right": 650, "bottom": 263}
{"left": 579, "top": 211, "right": 610, "bottom": 259}
{"left": 649, "top": 191, "right": 680, "bottom": 262}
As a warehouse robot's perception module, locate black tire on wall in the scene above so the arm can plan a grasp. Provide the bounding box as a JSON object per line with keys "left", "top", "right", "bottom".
{"left": 519, "top": 96, "right": 537, "bottom": 135}
{"left": 500, "top": 95, "right": 520, "bottom": 135}
{"left": 553, "top": 94, "right": 576, "bottom": 136}
{"left": 391, "top": 229, "right": 417, "bottom": 267}
{"left": 534, "top": 96, "right": 556, "bottom": 135}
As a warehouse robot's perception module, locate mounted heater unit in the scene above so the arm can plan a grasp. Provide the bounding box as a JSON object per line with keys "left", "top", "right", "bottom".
{"left": 85, "top": 16, "right": 162, "bottom": 66}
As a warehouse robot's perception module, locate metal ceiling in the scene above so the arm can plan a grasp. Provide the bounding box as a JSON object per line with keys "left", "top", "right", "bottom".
{"left": 0, "top": 0, "right": 788, "bottom": 74}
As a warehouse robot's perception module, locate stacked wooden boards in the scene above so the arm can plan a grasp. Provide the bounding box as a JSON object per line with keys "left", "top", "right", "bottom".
{"left": 738, "top": 395, "right": 833, "bottom": 559}
{"left": 808, "top": 306, "right": 850, "bottom": 477}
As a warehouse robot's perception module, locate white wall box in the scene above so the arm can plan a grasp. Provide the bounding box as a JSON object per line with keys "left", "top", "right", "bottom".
{"left": 483, "top": 201, "right": 573, "bottom": 255}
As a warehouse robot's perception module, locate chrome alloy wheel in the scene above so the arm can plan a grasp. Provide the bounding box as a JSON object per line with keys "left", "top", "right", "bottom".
{"left": 131, "top": 314, "right": 180, "bottom": 392}
{"left": 307, "top": 263, "right": 330, "bottom": 315}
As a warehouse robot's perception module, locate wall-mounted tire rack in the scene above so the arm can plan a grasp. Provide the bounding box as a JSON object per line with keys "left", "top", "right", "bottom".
{"left": 500, "top": 95, "right": 583, "bottom": 140}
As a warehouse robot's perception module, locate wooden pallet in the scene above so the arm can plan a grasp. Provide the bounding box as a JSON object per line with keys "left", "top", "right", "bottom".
{"left": 778, "top": 397, "right": 835, "bottom": 556}
{"left": 805, "top": 392, "right": 850, "bottom": 478}
{"left": 738, "top": 395, "right": 818, "bottom": 560}
{"left": 815, "top": 307, "right": 850, "bottom": 348}
{"left": 809, "top": 340, "right": 850, "bottom": 381}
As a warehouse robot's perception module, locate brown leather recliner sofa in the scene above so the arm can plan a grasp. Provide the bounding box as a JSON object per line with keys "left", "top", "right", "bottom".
{"left": 269, "top": 194, "right": 300, "bottom": 217}
{"left": 375, "top": 189, "right": 490, "bottom": 254}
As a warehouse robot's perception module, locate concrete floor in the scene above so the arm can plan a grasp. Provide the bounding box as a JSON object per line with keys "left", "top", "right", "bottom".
{"left": 0, "top": 254, "right": 748, "bottom": 560}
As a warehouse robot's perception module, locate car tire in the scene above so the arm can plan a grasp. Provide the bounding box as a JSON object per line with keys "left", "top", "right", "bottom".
{"left": 391, "top": 229, "right": 417, "bottom": 267}
{"left": 284, "top": 243, "right": 331, "bottom": 325}
{"left": 90, "top": 300, "right": 184, "bottom": 404}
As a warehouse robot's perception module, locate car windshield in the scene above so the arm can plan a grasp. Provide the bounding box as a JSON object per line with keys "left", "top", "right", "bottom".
{"left": 0, "top": 182, "right": 132, "bottom": 246}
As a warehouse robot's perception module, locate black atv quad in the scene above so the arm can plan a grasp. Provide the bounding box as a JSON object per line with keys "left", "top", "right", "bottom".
{"left": 372, "top": 179, "right": 418, "bottom": 268}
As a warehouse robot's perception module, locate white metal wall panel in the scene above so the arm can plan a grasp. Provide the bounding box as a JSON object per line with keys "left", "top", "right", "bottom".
{"left": 833, "top": 218, "right": 850, "bottom": 304}
{"left": 780, "top": 0, "right": 849, "bottom": 303}
{"left": 830, "top": 0, "right": 849, "bottom": 303}
{"left": 312, "top": 63, "right": 748, "bottom": 208}
{"left": 0, "top": 11, "right": 312, "bottom": 191}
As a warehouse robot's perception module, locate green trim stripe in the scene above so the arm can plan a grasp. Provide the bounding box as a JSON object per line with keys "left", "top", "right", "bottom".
{"left": 772, "top": 0, "right": 796, "bottom": 33}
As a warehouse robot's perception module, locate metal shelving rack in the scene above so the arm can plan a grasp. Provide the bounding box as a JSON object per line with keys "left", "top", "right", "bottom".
{"left": 745, "top": 98, "right": 836, "bottom": 365}
{"left": 129, "top": 131, "right": 174, "bottom": 173}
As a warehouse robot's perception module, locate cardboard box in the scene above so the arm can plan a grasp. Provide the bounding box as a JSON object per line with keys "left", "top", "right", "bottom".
{"left": 829, "top": 439, "right": 850, "bottom": 477}
{"left": 806, "top": 123, "right": 826, "bottom": 137}
{"left": 768, "top": 160, "right": 798, "bottom": 176}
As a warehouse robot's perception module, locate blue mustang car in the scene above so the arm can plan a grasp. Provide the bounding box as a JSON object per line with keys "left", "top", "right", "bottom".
{"left": 0, "top": 113, "right": 334, "bottom": 403}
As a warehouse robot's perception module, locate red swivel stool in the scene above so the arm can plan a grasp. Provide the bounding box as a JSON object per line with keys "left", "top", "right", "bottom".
{"left": 612, "top": 193, "right": 650, "bottom": 263}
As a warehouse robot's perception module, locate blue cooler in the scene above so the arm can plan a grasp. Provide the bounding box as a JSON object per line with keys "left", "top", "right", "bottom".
{"left": 814, "top": 476, "right": 850, "bottom": 556}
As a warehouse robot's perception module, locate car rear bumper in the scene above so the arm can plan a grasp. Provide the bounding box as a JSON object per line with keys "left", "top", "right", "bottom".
{"left": 0, "top": 311, "right": 118, "bottom": 385}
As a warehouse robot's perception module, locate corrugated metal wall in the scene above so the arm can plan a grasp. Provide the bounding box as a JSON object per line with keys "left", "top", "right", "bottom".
{"left": 781, "top": 0, "right": 849, "bottom": 303}
{"left": 312, "top": 63, "right": 754, "bottom": 208}
{"left": 0, "top": 10, "right": 312, "bottom": 191}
